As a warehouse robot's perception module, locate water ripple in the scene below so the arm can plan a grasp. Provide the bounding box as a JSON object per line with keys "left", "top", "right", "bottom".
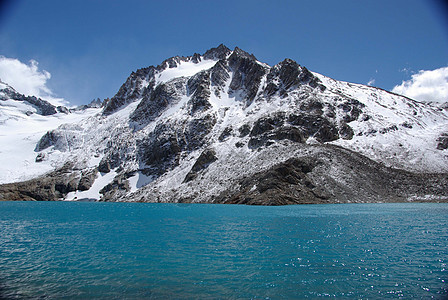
{"left": 0, "top": 202, "right": 447, "bottom": 299}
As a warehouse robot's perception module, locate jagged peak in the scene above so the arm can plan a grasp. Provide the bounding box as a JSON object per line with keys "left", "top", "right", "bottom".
{"left": 231, "top": 47, "right": 257, "bottom": 61}
{"left": 0, "top": 83, "right": 59, "bottom": 115}
{"left": 278, "top": 58, "right": 300, "bottom": 67}
{"left": 203, "top": 44, "right": 232, "bottom": 60}
{"left": 157, "top": 56, "right": 186, "bottom": 71}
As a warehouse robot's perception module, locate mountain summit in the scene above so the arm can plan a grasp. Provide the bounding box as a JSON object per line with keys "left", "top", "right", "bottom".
{"left": 1, "top": 45, "right": 448, "bottom": 204}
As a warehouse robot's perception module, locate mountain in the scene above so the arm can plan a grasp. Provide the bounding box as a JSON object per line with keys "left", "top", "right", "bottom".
{"left": 0, "top": 81, "right": 102, "bottom": 183}
{"left": 1, "top": 45, "right": 447, "bottom": 204}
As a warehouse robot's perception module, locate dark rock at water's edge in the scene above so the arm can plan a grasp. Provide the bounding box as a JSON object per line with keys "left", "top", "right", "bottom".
{"left": 0, "top": 164, "right": 97, "bottom": 201}
{"left": 212, "top": 145, "right": 448, "bottom": 205}
{"left": 2, "top": 145, "right": 447, "bottom": 205}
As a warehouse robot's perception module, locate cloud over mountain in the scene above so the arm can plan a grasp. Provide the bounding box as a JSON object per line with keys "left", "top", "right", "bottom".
{"left": 392, "top": 66, "right": 448, "bottom": 103}
{"left": 0, "top": 56, "right": 67, "bottom": 106}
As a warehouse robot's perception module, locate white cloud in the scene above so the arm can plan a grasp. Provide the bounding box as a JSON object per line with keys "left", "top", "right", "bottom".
{"left": 392, "top": 66, "right": 448, "bottom": 103}
{"left": 367, "top": 78, "right": 375, "bottom": 86}
{"left": 0, "top": 56, "right": 67, "bottom": 106}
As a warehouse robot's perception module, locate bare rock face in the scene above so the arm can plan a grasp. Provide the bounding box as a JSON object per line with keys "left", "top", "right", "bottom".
{"left": 247, "top": 113, "right": 306, "bottom": 148}
{"left": 99, "top": 174, "right": 130, "bottom": 201}
{"left": 337, "top": 98, "right": 364, "bottom": 122}
{"left": 103, "top": 66, "right": 156, "bottom": 115}
{"left": 437, "top": 133, "right": 448, "bottom": 150}
{"left": 35, "top": 131, "right": 58, "bottom": 151}
{"left": 139, "top": 113, "right": 217, "bottom": 177}
{"left": 213, "top": 145, "right": 448, "bottom": 205}
{"left": 210, "top": 60, "right": 231, "bottom": 90}
{"left": 265, "top": 59, "right": 325, "bottom": 96}
{"left": 98, "top": 159, "right": 111, "bottom": 173}
{"left": 183, "top": 148, "right": 217, "bottom": 183}
{"left": 130, "top": 77, "right": 187, "bottom": 126}
{"left": 287, "top": 114, "right": 339, "bottom": 143}
{"left": 218, "top": 158, "right": 327, "bottom": 205}
{"left": 203, "top": 44, "right": 231, "bottom": 60}
{"left": 0, "top": 164, "right": 96, "bottom": 201}
{"left": 187, "top": 71, "right": 212, "bottom": 114}
{"left": 78, "top": 169, "right": 98, "bottom": 191}
{"left": 227, "top": 47, "right": 268, "bottom": 104}
{"left": 35, "top": 124, "right": 84, "bottom": 152}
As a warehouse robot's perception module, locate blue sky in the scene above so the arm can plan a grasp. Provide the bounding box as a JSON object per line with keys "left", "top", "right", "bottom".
{"left": 0, "top": 0, "right": 447, "bottom": 105}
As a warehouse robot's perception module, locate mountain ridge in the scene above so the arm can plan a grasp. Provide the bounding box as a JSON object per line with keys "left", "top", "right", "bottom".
{"left": 1, "top": 45, "right": 447, "bottom": 204}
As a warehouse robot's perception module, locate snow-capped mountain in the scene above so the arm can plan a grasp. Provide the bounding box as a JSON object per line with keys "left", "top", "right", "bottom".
{"left": 1, "top": 45, "right": 447, "bottom": 204}
{"left": 0, "top": 81, "right": 104, "bottom": 183}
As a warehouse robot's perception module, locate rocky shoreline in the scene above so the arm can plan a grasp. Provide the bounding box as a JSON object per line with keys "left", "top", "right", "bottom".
{"left": 1, "top": 144, "right": 447, "bottom": 205}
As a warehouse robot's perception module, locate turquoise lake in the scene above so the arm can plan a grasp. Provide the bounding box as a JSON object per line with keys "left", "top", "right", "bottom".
{"left": 0, "top": 202, "right": 447, "bottom": 299}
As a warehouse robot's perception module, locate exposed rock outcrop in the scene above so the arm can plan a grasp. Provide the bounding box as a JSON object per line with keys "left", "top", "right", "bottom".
{"left": 437, "top": 133, "right": 448, "bottom": 150}
{"left": 0, "top": 82, "right": 59, "bottom": 115}
{"left": 0, "top": 164, "right": 97, "bottom": 201}
{"left": 183, "top": 148, "right": 218, "bottom": 183}
{"left": 213, "top": 145, "right": 448, "bottom": 205}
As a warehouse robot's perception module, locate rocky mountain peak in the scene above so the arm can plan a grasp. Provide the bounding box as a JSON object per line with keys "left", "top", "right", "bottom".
{"left": 230, "top": 46, "right": 257, "bottom": 61}
{"left": 203, "top": 44, "right": 231, "bottom": 60}
{"left": 0, "top": 81, "right": 60, "bottom": 116}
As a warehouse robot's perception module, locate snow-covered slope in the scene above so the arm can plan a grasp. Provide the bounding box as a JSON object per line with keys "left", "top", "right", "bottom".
{"left": 315, "top": 74, "right": 448, "bottom": 171}
{"left": 1, "top": 45, "right": 447, "bottom": 204}
{"left": 0, "top": 82, "right": 101, "bottom": 183}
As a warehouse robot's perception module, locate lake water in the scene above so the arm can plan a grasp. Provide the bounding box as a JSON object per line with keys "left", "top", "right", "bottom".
{"left": 0, "top": 202, "right": 447, "bottom": 299}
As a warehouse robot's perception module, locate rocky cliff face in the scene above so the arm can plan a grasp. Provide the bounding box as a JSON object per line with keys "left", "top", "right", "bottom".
{"left": 1, "top": 45, "right": 448, "bottom": 204}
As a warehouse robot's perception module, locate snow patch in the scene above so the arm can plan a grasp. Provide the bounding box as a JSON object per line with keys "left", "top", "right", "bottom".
{"left": 128, "top": 171, "right": 155, "bottom": 193}
{"left": 0, "top": 101, "right": 100, "bottom": 184}
{"left": 65, "top": 170, "right": 117, "bottom": 201}
{"left": 155, "top": 59, "right": 217, "bottom": 84}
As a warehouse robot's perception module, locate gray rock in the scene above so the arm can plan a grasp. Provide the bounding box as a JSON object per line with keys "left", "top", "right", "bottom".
{"left": 99, "top": 174, "right": 130, "bottom": 201}
{"left": 57, "top": 106, "right": 69, "bottom": 114}
{"left": 183, "top": 148, "right": 218, "bottom": 183}
{"left": 210, "top": 60, "right": 230, "bottom": 90}
{"left": 98, "top": 159, "right": 111, "bottom": 173}
{"left": 250, "top": 113, "right": 285, "bottom": 136}
{"left": 287, "top": 113, "right": 339, "bottom": 142}
{"left": 35, "top": 124, "right": 83, "bottom": 152}
{"left": 212, "top": 145, "right": 448, "bottom": 205}
{"left": 35, "top": 153, "right": 46, "bottom": 162}
{"left": 337, "top": 98, "right": 364, "bottom": 122}
{"left": 103, "top": 66, "right": 155, "bottom": 115}
{"left": 0, "top": 84, "right": 57, "bottom": 115}
{"left": 227, "top": 47, "right": 268, "bottom": 104}
{"left": 238, "top": 124, "right": 251, "bottom": 137}
{"left": 191, "top": 53, "right": 202, "bottom": 64}
{"left": 187, "top": 71, "right": 212, "bottom": 114}
{"left": 218, "top": 127, "right": 233, "bottom": 142}
{"left": 339, "top": 123, "right": 354, "bottom": 140}
{"left": 35, "top": 131, "right": 57, "bottom": 151}
{"left": 78, "top": 169, "right": 98, "bottom": 191}
{"left": 139, "top": 114, "right": 217, "bottom": 178}
{"left": 265, "top": 59, "right": 326, "bottom": 97}
{"left": 203, "top": 44, "right": 231, "bottom": 60}
{"left": 130, "top": 77, "right": 187, "bottom": 126}
{"left": 437, "top": 133, "right": 448, "bottom": 150}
